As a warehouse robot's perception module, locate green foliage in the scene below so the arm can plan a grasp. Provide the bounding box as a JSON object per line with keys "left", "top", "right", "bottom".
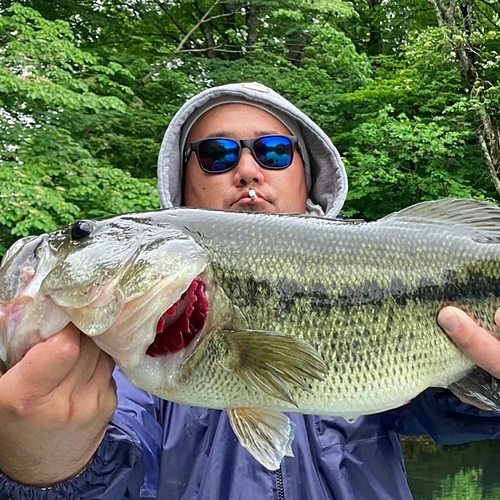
{"left": 433, "top": 468, "right": 484, "bottom": 500}
{"left": 431, "top": 467, "right": 500, "bottom": 500}
{"left": 340, "top": 107, "right": 491, "bottom": 219}
{"left": 1, "top": 0, "right": 500, "bottom": 254}
{"left": 0, "top": 4, "right": 127, "bottom": 111}
{"left": 0, "top": 124, "right": 158, "bottom": 253}
{"left": 0, "top": 3, "right": 159, "bottom": 253}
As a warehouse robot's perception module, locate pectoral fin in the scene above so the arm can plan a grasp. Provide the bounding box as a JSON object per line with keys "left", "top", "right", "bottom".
{"left": 228, "top": 407, "right": 296, "bottom": 470}
{"left": 449, "top": 366, "right": 500, "bottom": 411}
{"left": 221, "top": 329, "right": 328, "bottom": 406}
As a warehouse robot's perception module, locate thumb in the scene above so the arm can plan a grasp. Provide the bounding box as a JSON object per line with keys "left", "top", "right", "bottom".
{"left": 12, "top": 327, "right": 81, "bottom": 398}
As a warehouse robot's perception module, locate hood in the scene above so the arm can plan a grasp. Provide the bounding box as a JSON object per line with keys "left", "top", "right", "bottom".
{"left": 157, "top": 82, "right": 348, "bottom": 218}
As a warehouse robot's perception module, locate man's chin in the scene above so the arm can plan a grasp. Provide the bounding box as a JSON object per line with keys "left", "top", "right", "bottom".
{"left": 239, "top": 204, "right": 270, "bottom": 213}
{"left": 229, "top": 200, "right": 274, "bottom": 213}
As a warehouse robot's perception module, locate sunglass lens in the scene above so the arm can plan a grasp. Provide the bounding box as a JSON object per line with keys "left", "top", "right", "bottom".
{"left": 253, "top": 136, "right": 293, "bottom": 169}
{"left": 198, "top": 139, "right": 239, "bottom": 172}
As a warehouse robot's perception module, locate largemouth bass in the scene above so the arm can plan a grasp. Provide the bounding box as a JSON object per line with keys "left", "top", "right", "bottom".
{"left": 1, "top": 198, "right": 500, "bottom": 470}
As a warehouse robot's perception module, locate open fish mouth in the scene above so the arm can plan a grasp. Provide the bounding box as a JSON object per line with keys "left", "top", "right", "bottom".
{"left": 147, "top": 277, "right": 210, "bottom": 357}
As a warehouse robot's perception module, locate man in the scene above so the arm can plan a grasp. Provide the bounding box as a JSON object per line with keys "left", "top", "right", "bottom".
{"left": 1, "top": 82, "right": 500, "bottom": 499}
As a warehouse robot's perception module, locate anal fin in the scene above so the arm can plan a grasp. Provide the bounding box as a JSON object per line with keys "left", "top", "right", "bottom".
{"left": 228, "top": 407, "right": 296, "bottom": 470}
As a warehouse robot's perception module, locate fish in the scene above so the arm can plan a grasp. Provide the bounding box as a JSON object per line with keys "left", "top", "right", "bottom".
{"left": 1, "top": 197, "right": 500, "bottom": 470}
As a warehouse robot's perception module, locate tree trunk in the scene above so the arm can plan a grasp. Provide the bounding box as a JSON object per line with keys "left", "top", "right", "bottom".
{"left": 196, "top": 0, "right": 216, "bottom": 58}
{"left": 286, "top": 30, "right": 309, "bottom": 68}
{"left": 477, "top": 108, "right": 500, "bottom": 194}
{"left": 430, "top": 0, "right": 500, "bottom": 196}
{"left": 367, "top": 0, "right": 383, "bottom": 55}
{"left": 246, "top": 3, "right": 258, "bottom": 50}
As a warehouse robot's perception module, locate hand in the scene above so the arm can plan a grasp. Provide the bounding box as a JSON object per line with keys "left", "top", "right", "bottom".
{"left": 438, "top": 306, "right": 500, "bottom": 409}
{"left": 0, "top": 324, "right": 117, "bottom": 487}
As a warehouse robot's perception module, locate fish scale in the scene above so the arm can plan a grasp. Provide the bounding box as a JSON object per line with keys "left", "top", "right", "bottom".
{"left": 3, "top": 198, "right": 500, "bottom": 470}
{"left": 134, "top": 204, "right": 500, "bottom": 418}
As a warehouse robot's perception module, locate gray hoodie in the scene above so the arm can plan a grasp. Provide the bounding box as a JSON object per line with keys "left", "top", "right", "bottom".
{"left": 4, "top": 83, "right": 500, "bottom": 500}
{"left": 157, "top": 81, "right": 348, "bottom": 218}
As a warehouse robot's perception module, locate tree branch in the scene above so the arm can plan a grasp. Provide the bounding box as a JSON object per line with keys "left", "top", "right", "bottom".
{"left": 194, "top": 0, "right": 217, "bottom": 58}
{"left": 473, "top": 2, "right": 500, "bottom": 30}
{"left": 429, "top": 0, "right": 500, "bottom": 197}
{"left": 152, "top": 0, "right": 190, "bottom": 37}
{"left": 430, "top": 0, "right": 446, "bottom": 26}
{"left": 177, "top": 46, "right": 253, "bottom": 54}
{"left": 152, "top": 22, "right": 183, "bottom": 43}
{"left": 177, "top": 0, "right": 221, "bottom": 57}
{"left": 476, "top": 0, "right": 500, "bottom": 16}
{"left": 142, "top": 0, "right": 223, "bottom": 82}
{"left": 429, "top": 0, "right": 476, "bottom": 84}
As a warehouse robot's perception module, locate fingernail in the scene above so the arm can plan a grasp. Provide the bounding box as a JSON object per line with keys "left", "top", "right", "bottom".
{"left": 438, "top": 309, "right": 461, "bottom": 334}
{"left": 495, "top": 308, "right": 500, "bottom": 326}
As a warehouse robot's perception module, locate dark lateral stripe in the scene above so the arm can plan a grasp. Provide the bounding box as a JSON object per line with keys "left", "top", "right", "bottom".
{"left": 332, "top": 271, "right": 500, "bottom": 309}
{"left": 216, "top": 266, "right": 500, "bottom": 316}
{"left": 276, "top": 278, "right": 331, "bottom": 315}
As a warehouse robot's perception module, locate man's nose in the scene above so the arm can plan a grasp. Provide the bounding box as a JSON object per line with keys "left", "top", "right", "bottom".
{"left": 233, "top": 148, "right": 265, "bottom": 185}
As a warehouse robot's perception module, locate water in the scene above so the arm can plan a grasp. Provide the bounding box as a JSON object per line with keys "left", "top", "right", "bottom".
{"left": 404, "top": 438, "right": 500, "bottom": 499}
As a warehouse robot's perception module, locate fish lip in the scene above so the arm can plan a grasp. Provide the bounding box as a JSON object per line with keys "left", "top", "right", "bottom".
{"left": 0, "top": 234, "right": 49, "bottom": 302}
{"left": 89, "top": 260, "right": 209, "bottom": 370}
{"left": 49, "top": 243, "right": 143, "bottom": 310}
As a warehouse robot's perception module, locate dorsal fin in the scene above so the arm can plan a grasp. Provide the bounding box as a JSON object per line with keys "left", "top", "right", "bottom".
{"left": 379, "top": 198, "right": 500, "bottom": 243}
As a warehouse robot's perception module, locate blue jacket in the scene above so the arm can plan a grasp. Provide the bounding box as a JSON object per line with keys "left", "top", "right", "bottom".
{"left": 2, "top": 369, "right": 500, "bottom": 500}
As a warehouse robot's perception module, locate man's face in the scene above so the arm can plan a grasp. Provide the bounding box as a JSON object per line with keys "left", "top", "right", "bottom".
{"left": 183, "top": 104, "right": 308, "bottom": 214}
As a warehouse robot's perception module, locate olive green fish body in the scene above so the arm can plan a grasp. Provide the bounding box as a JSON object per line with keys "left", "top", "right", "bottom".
{"left": 3, "top": 198, "right": 500, "bottom": 470}
{"left": 125, "top": 203, "right": 500, "bottom": 418}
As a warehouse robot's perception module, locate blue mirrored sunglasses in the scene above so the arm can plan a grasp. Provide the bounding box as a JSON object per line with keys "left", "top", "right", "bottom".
{"left": 184, "top": 134, "right": 299, "bottom": 174}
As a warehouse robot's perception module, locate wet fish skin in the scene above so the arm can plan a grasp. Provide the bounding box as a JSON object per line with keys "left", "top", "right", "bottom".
{"left": 2, "top": 198, "right": 500, "bottom": 469}
{"left": 0, "top": 216, "right": 209, "bottom": 368}
{"left": 114, "top": 199, "right": 500, "bottom": 470}
{"left": 133, "top": 200, "right": 500, "bottom": 419}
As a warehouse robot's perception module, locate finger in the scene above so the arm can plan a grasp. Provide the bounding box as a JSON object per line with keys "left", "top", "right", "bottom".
{"left": 79, "top": 352, "right": 117, "bottom": 422}
{"left": 86, "top": 350, "right": 115, "bottom": 392}
{"left": 91, "top": 354, "right": 118, "bottom": 417}
{"left": 9, "top": 326, "right": 80, "bottom": 398}
{"left": 438, "top": 307, "right": 500, "bottom": 378}
{"left": 62, "top": 334, "right": 103, "bottom": 392}
{"left": 494, "top": 308, "right": 500, "bottom": 327}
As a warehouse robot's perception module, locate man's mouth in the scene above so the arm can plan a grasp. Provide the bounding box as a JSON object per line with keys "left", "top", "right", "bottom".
{"left": 234, "top": 190, "right": 267, "bottom": 205}
{"left": 146, "top": 277, "right": 209, "bottom": 357}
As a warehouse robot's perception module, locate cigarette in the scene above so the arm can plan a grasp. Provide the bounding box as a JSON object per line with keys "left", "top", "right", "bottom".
{"left": 249, "top": 189, "right": 258, "bottom": 200}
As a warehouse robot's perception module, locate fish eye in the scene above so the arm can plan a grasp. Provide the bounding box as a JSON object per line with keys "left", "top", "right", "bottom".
{"left": 70, "top": 220, "right": 95, "bottom": 241}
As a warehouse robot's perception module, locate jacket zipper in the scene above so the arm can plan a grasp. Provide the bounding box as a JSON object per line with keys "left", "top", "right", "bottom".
{"left": 276, "top": 466, "right": 285, "bottom": 500}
